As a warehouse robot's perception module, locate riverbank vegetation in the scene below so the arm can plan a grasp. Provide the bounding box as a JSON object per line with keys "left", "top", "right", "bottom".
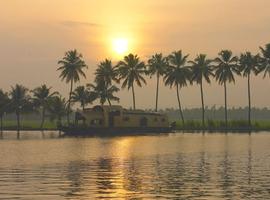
{"left": 0, "top": 43, "right": 270, "bottom": 133}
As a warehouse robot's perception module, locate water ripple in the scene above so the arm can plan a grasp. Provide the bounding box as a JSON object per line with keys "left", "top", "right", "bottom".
{"left": 0, "top": 132, "right": 270, "bottom": 199}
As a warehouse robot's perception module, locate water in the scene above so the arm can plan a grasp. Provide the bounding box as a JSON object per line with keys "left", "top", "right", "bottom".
{"left": 0, "top": 132, "right": 270, "bottom": 199}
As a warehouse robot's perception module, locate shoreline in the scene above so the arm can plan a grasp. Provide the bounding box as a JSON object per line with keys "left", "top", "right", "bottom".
{"left": 1, "top": 127, "right": 270, "bottom": 133}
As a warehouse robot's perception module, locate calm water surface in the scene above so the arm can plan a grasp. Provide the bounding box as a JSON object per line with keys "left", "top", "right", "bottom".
{"left": 0, "top": 131, "right": 270, "bottom": 199}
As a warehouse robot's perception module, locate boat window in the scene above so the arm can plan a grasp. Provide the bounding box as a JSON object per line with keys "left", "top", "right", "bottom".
{"left": 161, "top": 118, "right": 166, "bottom": 122}
{"left": 93, "top": 106, "right": 104, "bottom": 112}
{"left": 110, "top": 110, "right": 121, "bottom": 116}
{"left": 154, "top": 118, "right": 158, "bottom": 122}
{"left": 140, "top": 117, "right": 148, "bottom": 127}
{"left": 123, "top": 117, "right": 130, "bottom": 121}
{"left": 91, "top": 119, "right": 102, "bottom": 125}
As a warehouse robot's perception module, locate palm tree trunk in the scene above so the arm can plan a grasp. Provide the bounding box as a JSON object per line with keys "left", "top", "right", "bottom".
{"left": 67, "top": 79, "right": 74, "bottom": 124}
{"left": 82, "top": 102, "right": 85, "bottom": 110}
{"left": 0, "top": 115, "right": 3, "bottom": 134}
{"left": 155, "top": 74, "right": 160, "bottom": 112}
{"left": 57, "top": 117, "right": 62, "bottom": 136}
{"left": 200, "top": 81, "right": 205, "bottom": 129}
{"left": 176, "top": 84, "right": 184, "bottom": 124}
{"left": 107, "top": 98, "right": 112, "bottom": 106}
{"left": 224, "top": 81, "right": 228, "bottom": 130}
{"left": 16, "top": 110, "right": 20, "bottom": 138}
{"left": 248, "top": 74, "right": 251, "bottom": 128}
{"left": 40, "top": 107, "right": 45, "bottom": 130}
{"left": 132, "top": 83, "right": 136, "bottom": 110}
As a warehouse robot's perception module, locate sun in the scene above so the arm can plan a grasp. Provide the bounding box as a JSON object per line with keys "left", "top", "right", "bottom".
{"left": 112, "top": 38, "right": 128, "bottom": 55}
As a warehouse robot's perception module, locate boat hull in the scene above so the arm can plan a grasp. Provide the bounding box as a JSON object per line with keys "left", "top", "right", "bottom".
{"left": 60, "top": 126, "right": 173, "bottom": 136}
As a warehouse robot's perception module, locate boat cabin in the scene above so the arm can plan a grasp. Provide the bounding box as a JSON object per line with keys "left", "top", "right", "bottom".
{"left": 75, "top": 105, "right": 170, "bottom": 128}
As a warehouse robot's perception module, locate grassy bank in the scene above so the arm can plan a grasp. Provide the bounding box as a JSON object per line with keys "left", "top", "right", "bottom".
{"left": 1, "top": 119, "right": 270, "bottom": 132}
{"left": 174, "top": 120, "right": 270, "bottom": 132}
{"left": 1, "top": 120, "right": 59, "bottom": 131}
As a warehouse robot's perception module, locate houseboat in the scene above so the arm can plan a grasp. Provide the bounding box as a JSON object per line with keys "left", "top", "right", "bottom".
{"left": 60, "top": 105, "right": 174, "bottom": 136}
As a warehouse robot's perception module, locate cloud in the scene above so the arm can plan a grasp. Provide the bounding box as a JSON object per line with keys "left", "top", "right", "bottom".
{"left": 60, "top": 20, "right": 101, "bottom": 28}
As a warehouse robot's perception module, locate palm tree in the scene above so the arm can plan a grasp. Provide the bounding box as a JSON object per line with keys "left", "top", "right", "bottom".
{"left": 95, "top": 59, "right": 119, "bottom": 86}
{"left": 47, "top": 96, "right": 67, "bottom": 128}
{"left": 117, "top": 54, "right": 146, "bottom": 110}
{"left": 31, "top": 84, "right": 58, "bottom": 130}
{"left": 164, "top": 50, "right": 190, "bottom": 124}
{"left": 57, "top": 49, "right": 88, "bottom": 124}
{"left": 214, "top": 50, "right": 240, "bottom": 128}
{"left": 189, "top": 54, "right": 214, "bottom": 128}
{"left": 259, "top": 43, "right": 270, "bottom": 78}
{"left": 239, "top": 52, "right": 260, "bottom": 127}
{"left": 147, "top": 53, "right": 168, "bottom": 111}
{"left": 71, "top": 86, "right": 95, "bottom": 110}
{"left": 9, "top": 84, "right": 32, "bottom": 135}
{"left": 0, "top": 90, "right": 9, "bottom": 133}
{"left": 88, "top": 82, "right": 120, "bottom": 106}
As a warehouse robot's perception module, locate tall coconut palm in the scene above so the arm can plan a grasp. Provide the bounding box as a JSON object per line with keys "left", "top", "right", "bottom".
{"left": 239, "top": 52, "right": 260, "bottom": 127}
{"left": 189, "top": 54, "right": 214, "bottom": 128}
{"left": 95, "top": 59, "right": 119, "bottom": 86}
{"left": 164, "top": 50, "right": 190, "bottom": 124}
{"left": 57, "top": 49, "right": 88, "bottom": 124}
{"left": 117, "top": 54, "right": 146, "bottom": 110}
{"left": 87, "top": 82, "right": 120, "bottom": 106}
{"left": 147, "top": 53, "right": 168, "bottom": 111}
{"left": 71, "top": 86, "right": 95, "bottom": 110}
{"left": 259, "top": 43, "right": 270, "bottom": 78}
{"left": 47, "top": 96, "right": 67, "bottom": 128}
{"left": 214, "top": 50, "right": 240, "bottom": 128}
{"left": 0, "top": 90, "right": 9, "bottom": 133}
{"left": 9, "top": 84, "right": 32, "bottom": 135}
{"left": 31, "top": 84, "right": 58, "bottom": 130}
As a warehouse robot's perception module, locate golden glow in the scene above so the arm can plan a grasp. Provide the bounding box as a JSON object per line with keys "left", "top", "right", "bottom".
{"left": 112, "top": 38, "right": 129, "bottom": 56}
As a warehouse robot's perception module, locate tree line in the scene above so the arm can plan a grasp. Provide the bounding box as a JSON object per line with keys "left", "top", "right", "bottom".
{"left": 0, "top": 43, "right": 269, "bottom": 132}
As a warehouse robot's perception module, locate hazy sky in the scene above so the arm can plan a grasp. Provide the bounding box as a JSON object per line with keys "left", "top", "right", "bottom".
{"left": 0, "top": 0, "right": 269, "bottom": 109}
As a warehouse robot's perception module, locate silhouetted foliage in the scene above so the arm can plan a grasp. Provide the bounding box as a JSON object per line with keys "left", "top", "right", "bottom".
{"left": 117, "top": 54, "right": 146, "bottom": 110}
{"left": 240, "top": 52, "right": 260, "bottom": 126}
{"left": 47, "top": 96, "right": 67, "bottom": 127}
{"left": 2, "top": 43, "right": 270, "bottom": 131}
{"left": 189, "top": 54, "right": 214, "bottom": 128}
{"left": 0, "top": 90, "right": 9, "bottom": 132}
{"left": 57, "top": 49, "right": 88, "bottom": 124}
{"left": 87, "top": 82, "right": 119, "bottom": 106}
{"left": 9, "top": 84, "right": 32, "bottom": 133}
{"left": 147, "top": 53, "right": 168, "bottom": 111}
{"left": 71, "top": 86, "right": 95, "bottom": 110}
{"left": 164, "top": 50, "right": 190, "bottom": 124}
{"left": 259, "top": 43, "right": 270, "bottom": 78}
{"left": 31, "top": 84, "right": 58, "bottom": 129}
{"left": 214, "top": 50, "right": 240, "bottom": 128}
